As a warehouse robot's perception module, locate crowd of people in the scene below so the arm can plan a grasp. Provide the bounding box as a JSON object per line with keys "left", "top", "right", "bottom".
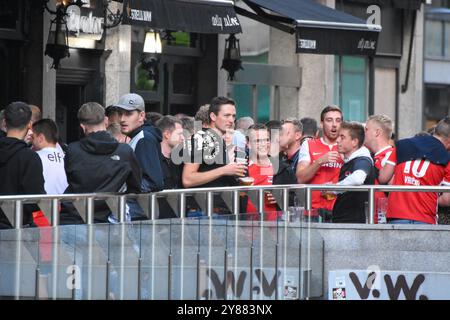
{"left": 0, "top": 93, "right": 449, "bottom": 229}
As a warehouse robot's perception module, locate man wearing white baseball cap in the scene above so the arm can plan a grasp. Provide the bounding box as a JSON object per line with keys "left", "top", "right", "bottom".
{"left": 114, "top": 93, "right": 164, "bottom": 220}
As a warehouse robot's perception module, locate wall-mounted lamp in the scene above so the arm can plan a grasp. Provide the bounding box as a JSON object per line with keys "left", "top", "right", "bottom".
{"left": 43, "top": 0, "right": 85, "bottom": 69}
{"left": 143, "top": 30, "right": 162, "bottom": 54}
{"left": 221, "top": 34, "right": 243, "bottom": 81}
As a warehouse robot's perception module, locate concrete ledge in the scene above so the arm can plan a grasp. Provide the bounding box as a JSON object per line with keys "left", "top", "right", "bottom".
{"left": 308, "top": 222, "right": 450, "bottom": 232}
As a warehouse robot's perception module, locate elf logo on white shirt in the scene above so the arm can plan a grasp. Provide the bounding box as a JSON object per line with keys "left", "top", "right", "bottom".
{"left": 47, "top": 151, "right": 64, "bottom": 163}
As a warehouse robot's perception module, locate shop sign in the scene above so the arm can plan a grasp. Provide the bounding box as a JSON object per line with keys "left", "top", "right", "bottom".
{"left": 66, "top": 5, "right": 104, "bottom": 40}
{"left": 211, "top": 14, "right": 240, "bottom": 31}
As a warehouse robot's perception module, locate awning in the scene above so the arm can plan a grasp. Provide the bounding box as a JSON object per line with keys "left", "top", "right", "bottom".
{"left": 122, "top": 0, "right": 242, "bottom": 34}
{"left": 236, "top": 0, "right": 381, "bottom": 55}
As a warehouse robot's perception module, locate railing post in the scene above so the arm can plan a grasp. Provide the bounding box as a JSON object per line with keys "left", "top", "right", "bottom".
{"left": 150, "top": 194, "right": 157, "bottom": 220}
{"left": 51, "top": 198, "right": 59, "bottom": 227}
{"left": 258, "top": 189, "right": 264, "bottom": 214}
{"left": 233, "top": 190, "right": 240, "bottom": 215}
{"left": 368, "top": 187, "right": 375, "bottom": 224}
{"left": 306, "top": 187, "right": 312, "bottom": 211}
{"left": 14, "top": 200, "right": 22, "bottom": 229}
{"left": 118, "top": 195, "right": 127, "bottom": 223}
{"left": 282, "top": 188, "right": 289, "bottom": 212}
{"left": 180, "top": 192, "right": 186, "bottom": 219}
{"left": 207, "top": 192, "right": 213, "bottom": 217}
{"left": 86, "top": 197, "right": 94, "bottom": 225}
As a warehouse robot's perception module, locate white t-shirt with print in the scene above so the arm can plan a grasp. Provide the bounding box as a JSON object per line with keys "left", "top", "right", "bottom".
{"left": 36, "top": 147, "right": 68, "bottom": 195}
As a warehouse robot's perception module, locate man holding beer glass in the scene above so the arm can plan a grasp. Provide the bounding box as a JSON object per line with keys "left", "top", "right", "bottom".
{"left": 296, "top": 106, "right": 344, "bottom": 221}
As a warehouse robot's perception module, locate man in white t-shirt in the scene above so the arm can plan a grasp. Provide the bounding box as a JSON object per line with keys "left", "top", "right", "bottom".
{"left": 32, "top": 119, "right": 68, "bottom": 195}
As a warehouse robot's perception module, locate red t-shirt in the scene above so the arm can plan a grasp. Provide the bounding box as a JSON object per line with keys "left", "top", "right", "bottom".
{"left": 386, "top": 151, "right": 450, "bottom": 224}
{"left": 246, "top": 162, "right": 279, "bottom": 221}
{"left": 373, "top": 145, "right": 395, "bottom": 223}
{"left": 32, "top": 211, "right": 52, "bottom": 262}
{"left": 298, "top": 138, "right": 343, "bottom": 211}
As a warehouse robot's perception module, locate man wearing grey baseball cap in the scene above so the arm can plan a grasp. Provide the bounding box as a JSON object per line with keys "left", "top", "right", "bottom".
{"left": 114, "top": 93, "right": 164, "bottom": 220}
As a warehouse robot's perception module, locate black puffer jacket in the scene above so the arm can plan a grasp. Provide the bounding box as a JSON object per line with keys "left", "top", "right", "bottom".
{"left": 61, "top": 131, "right": 142, "bottom": 224}
{"left": 0, "top": 137, "right": 45, "bottom": 228}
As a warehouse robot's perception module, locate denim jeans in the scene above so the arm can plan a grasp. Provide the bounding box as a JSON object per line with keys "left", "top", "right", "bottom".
{"left": 388, "top": 219, "right": 428, "bottom": 225}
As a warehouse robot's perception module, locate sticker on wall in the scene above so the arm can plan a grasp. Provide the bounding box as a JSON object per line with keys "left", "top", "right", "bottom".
{"left": 332, "top": 287, "right": 347, "bottom": 300}
{"left": 284, "top": 276, "right": 298, "bottom": 300}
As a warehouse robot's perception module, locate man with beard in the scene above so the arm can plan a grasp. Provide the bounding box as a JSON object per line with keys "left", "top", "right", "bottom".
{"left": 279, "top": 117, "right": 303, "bottom": 174}
{"left": 296, "top": 105, "right": 344, "bottom": 221}
{"left": 155, "top": 115, "right": 185, "bottom": 219}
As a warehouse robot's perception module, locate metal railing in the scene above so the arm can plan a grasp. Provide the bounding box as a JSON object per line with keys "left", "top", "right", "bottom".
{"left": 0, "top": 184, "right": 448, "bottom": 300}
{"left": 0, "top": 184, "right": 449, "bottom": 228}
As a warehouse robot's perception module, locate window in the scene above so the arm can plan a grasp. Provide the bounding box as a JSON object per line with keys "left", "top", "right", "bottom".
{"left": 425, "top": 86, "right": 450, "bottom": 121}
{"left": 425, "top": 19, "right": 450, "bottom": 59}
{"left": 334, "top": 56, "right": 368, "bottom": 123}
{"left": 426, "top": 20, "right": 444, "bottom": 57}
{"left": 164, "top": 31, "right": 196, "bottom": 48}
{"left": 445, "top": 22, "right": 450, "bottom": 58}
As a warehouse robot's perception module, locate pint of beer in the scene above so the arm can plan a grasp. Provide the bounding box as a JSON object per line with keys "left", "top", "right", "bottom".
{"left": 322, "top": 193, "right": 336, "bottom": 201}
{"left": 239, "top": 177, "right": 254, "bottom": 186}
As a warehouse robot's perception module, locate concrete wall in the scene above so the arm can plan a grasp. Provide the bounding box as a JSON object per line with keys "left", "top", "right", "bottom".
{"left": 398, "top": 8, "right": 424, "bottom": 138}
{"left": 105, "top": 25, "right": 131, "bottom": 108}
{"left": 374, "top": 67, "right": 397, "bottom": 123}
{"left": 105, "top": 1, "right": 131, "bottom": 108}
{"left": 313, "top": 223, "right": 450, "bottom": 299}
{"left": 268, "top": 28, "right": 301, "bottom": 120}
{"left": 268, "top": 0, "right": 335, "bottom": 121}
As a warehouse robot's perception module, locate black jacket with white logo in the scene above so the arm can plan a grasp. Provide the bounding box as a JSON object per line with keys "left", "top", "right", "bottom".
{"left": 61, "top": 131, "right": 142, "bottom": 224}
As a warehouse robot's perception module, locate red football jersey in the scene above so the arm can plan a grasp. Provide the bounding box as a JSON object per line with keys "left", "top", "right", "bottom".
{"left": 373, "top": 145, "right": 395, "bottom": 223}
{"left": 247, "top": 162, "right": 279, "bottom": 220}
{"left": 298, "top": 138, "right": 343, "bottom": 211}
{"left": 386, "top": 150, "right": 450, "bottom": 224}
